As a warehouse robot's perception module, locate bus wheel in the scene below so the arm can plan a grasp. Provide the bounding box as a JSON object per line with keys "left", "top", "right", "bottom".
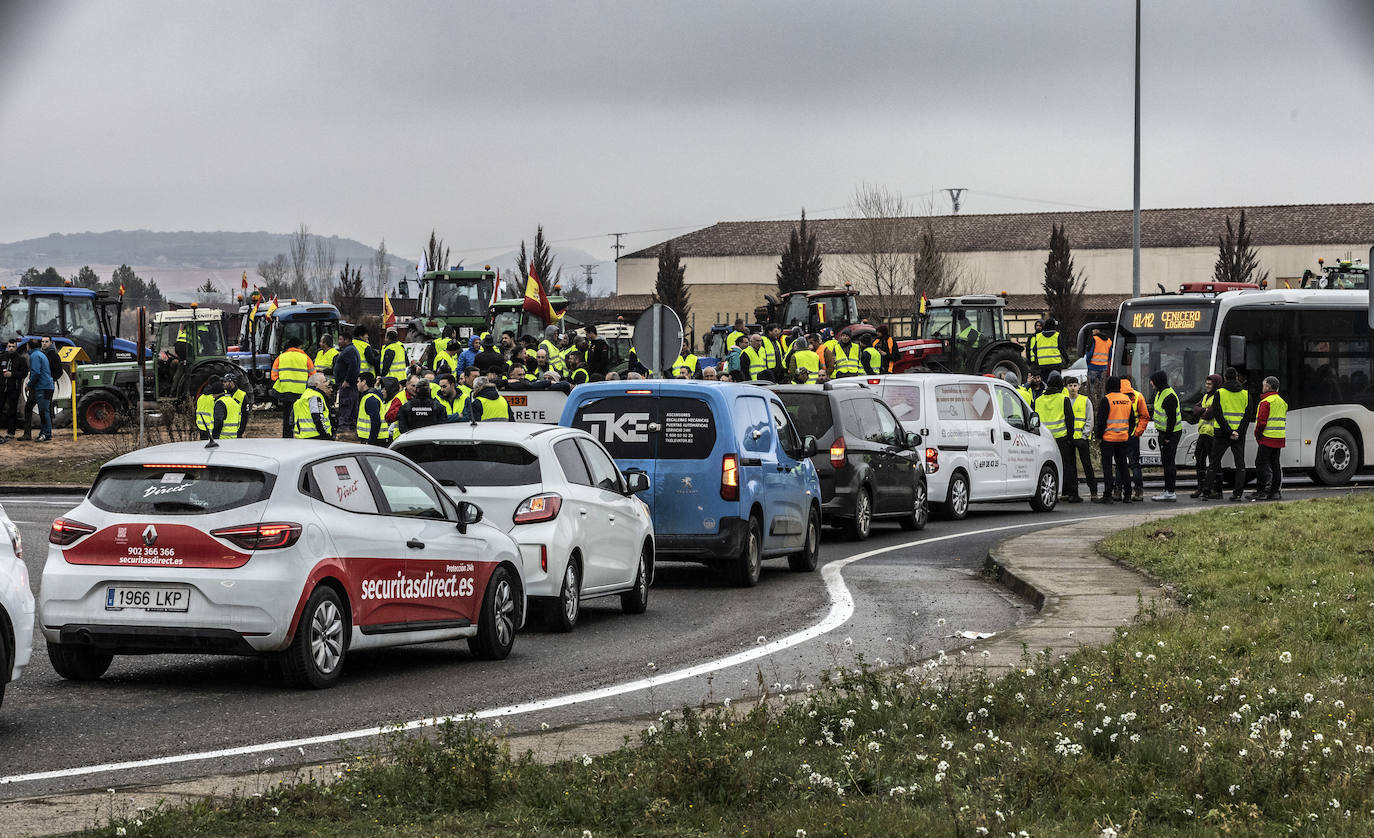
{"left": 1310, "top": 426, "right": 1358, "bottom": 486}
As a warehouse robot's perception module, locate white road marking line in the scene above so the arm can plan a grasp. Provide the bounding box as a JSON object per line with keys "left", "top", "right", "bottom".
{"left": 0, "top": 514, "right": 1105, "bottom": 786}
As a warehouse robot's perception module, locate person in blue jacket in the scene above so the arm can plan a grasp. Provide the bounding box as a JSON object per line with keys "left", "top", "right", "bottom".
{"left": 27, "top": 338, "right": 54, "bottom": 442}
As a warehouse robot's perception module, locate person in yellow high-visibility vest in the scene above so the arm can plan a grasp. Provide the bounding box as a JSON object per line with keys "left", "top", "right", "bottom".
{"left": 827, "top": 331, "right": 863, "bottom": 378}
{"left": 1203, "top": 367, "right": 1250, "bottom": 501}
{"left": 314, "top": 333, "right": 338, "bottom": 378}
{"left": 1250, "top": 376, "right": 1287, "bottom": 501}
{"left": 213, "top": 379, "right": 243, "bottom": 440}
{"left": 271, "top": 336, "right": 314, "bottom": 438}
{"left": 741, "top": 334, "right": 771, "bottom": 381}
{"left": 1034, "top": 371, "right": 1077, "bottom": 502}
{"left": 194, "top": 377, "right": 222, "bottom": 440}
{"left": 379, "top": 329, "right": 408, "bottom": 382}
{"left": 355, "top": 373, "right": 388, "bottom": 446}
{"left": 292, "top": 372, "right": 333, "bottom": 440}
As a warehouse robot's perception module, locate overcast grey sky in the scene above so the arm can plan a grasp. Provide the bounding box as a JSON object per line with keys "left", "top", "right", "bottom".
{"left": 1, "top": 0, "right": 1370, "bottom": 263}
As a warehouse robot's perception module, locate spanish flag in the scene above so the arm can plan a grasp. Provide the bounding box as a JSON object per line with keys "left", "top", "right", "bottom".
{"left": 523, "top": 269, "right": 561, "bottom": 323}
{"left": 382, "top": 291, "right": 396, "bottom": 329}
{"left": 266, "top": 295, "right": 279, "bottom": 318}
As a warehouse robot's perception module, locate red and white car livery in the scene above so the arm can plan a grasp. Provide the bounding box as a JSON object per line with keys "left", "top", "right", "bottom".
{"left": 40, "top": 440, "right": 525, "bottom": 689}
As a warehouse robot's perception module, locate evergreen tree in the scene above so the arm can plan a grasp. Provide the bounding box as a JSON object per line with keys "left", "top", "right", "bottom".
{"left": 1213, "top": 210, "right": 1270, "bottom": 286}
{"left": 73, "top": 266, "right": 102, "bottom": 289}
{"left": 514, "top": 225, "right": 561, "bottom": 292}
{"left": 653, "top": 241, "right": 691, "bottom": 327}
{"left": 333, "top": 260, "right": 366, "bottom": 320}
{"left": 776, "top": 209, "right": 823, "bottom": 294}
{"left": 109, "top": 264, "right": 164, "bottom": 310}
{"left": 422, "top": 230, "right": 450, "bottom": 275}
{"left": 20, "top": 267, "right": 64, "bottom": 287}
{"left": 1042, "top": 224, "right": 1087, "bottom": 349}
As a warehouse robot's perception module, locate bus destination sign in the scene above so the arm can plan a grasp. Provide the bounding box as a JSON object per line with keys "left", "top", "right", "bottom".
{"left": 1125, "top": 305, "right": 1216, "bottom": 334}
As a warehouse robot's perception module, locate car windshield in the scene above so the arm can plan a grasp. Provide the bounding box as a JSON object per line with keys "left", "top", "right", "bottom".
{"left": 396, "top": 441, "right": 542, "bottom": 487}
{"left": 89, "top": 465, "right": 274, "bottom": 515}
{"left": 431, "top": 279, "right": 494, "bottom": 318}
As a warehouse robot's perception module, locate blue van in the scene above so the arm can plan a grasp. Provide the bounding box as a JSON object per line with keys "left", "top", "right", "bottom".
{"left": 561, "top": 381, "right": 822, "bottom": 587}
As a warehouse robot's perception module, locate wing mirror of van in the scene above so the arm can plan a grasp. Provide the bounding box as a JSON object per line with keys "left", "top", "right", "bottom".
{"left": 803, "top": 435, "right": 818, "bottom": 457}
{"left": 1028, "top": 413, "right": 1042, "bottom": 432}
{"left": 455, "top": 500, "right": 483, "bottom": 534}
{"left": 623, "top": 469, "right": 651, "bottom": 495}
{"left": 904, "top": 430, "right": 923, "bottom": 449}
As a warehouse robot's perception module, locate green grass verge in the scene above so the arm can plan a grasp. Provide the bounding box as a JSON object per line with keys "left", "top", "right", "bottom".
{"left": 83, "top": 495, "right": 1374, "bottom": 837}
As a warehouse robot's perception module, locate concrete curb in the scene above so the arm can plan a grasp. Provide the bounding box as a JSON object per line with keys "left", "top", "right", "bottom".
{"left": 0, "top": 508, "right": 1199, "bottom": 837}
{"left": 0, "top": 485, "right": 88, "bottom": 495}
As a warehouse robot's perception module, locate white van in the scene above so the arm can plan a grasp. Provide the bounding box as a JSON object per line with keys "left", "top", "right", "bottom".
{"left": 850, "top": 374, "right": 1064, "bottom": 519}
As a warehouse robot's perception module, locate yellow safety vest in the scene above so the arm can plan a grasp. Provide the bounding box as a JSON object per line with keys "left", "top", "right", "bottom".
{"left": 832, "top": 342, "right": 862, "bottom": 376}
{"left": 1017, "top": 386, "right": 1034, "bottom": 407}
{"left": 381, "top": 342, "right": 408, "bottom": 381}
{"left": 1030, "top": 332, "right": 1063, "bottom": 367}
{"left": 742, "top": 346, "right": 769, "bottom": 380}
{"left": 1034, "top": 392, "right": 1068, "bottom": 439}
{"left": 476, "top": 394, "right": 511, "bottom": 421}
{"left": 435, "top": 392, "right": 460, "bottom": 417}
{"left": 314, "top": 347, "right": 338, "bottom": 372}
{"left": 672, "top": 354, "right": 699, "bottom": 377}
{"left": 793, "top": 349, "right": 820, "bottom": 375}
{"left": 456, "top": 384, "right": 472, "bottom": 418}
{"left": 357, "top": 391, "right": 384, "bottom": 441}
{"left": 433, "top": 337, "right": 452, "bottom": 357}
{"left": 1198, "top": 392, "right": 1216, "bottom": 436}
{"left": 388, "top": 391, "right": 408, "bottom": 439}
{"left": 353, "top": 338, "right": 374, "bottom": 374}
{"left": 822, "top": 339, "right": 839, "bottom": 363}
{"left": 539, "top": 340, "right": 565, "bottom": 374}
{"left": 434, "top": 350, "right": 458, "bottom": 373}
{"left": 1260, "top": 393, "right": 1287, "bottom": 440}
{"left": 195, "top": 393, "right": 215, "bottom": 432}
{"left": 863, "top": 346, "right": 881, "bottom": 373}
{"left": 272, "top": 348, "right": 311, "bottom": 395}
{"left": 1216, "top": 387, "right": 1249, "bottom": 430}
{"left": 292, "top": 387, "right": 332, "bottom": 439}
{"left": 1153, "top": 387, "right": 1181, "bottom": 434}
{"left": 1070, "top": 394, "right": 1089, "bottom": 440}
{"left": 725, "top": 331, "right": 746, "bottom": 354}
{"left": 216, "top": 393, "right": 242, "bottom": 439}
{"left": 762, "top": 338, "right": 780, "bottom": 368}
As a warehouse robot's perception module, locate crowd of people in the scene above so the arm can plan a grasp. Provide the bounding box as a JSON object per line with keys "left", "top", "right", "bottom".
{"left": 0, "top": 336, "right": 63, "bottom": 443}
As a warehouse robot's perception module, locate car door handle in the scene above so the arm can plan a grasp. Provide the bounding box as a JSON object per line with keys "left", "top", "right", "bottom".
{"left": 406, "top": 539, "right": 425, "bottom": 549}
{"left": 990, "top": 428, "right": 996, "bottom": 443}
{"left": 579, "top": 508, "right": 588, "bottom": 516}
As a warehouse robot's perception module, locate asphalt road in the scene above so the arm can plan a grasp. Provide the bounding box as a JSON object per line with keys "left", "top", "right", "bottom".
{"left": 0, "top": 480, "right": 1365, "bottom": 799}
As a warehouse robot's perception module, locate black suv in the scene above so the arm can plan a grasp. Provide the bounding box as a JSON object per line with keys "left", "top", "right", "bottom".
{"left": 775, "top": 384, "right": 928, "bottom": 540}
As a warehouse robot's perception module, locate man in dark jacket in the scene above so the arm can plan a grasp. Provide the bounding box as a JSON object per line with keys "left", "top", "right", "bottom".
{"left": 1203, "top": 367, "right": 1251, "bottom": 500}
{"left": 332, "top": 337, "right": 361, "bottom": 433}
{"left": 1034, "top": 371, "right": 1079, "bottom": 502}
{"left": 0, "top": 337, "right": 26, "bottom": 440}
{"left": 396, "top": 375, "right": 442, "bottom": 434}
{"left": 583, "top": 325, "right": 611, "bottom": 380}
{"left": 473, "top": 335, "right": 508, "bottom": 376}
{"left": 1149, "top": 370, "right": 1181, "bottom": 502}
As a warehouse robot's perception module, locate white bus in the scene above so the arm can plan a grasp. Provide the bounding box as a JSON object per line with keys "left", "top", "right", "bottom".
{"left": 1113, "top": 289, "right": 1372, "bottom": 486}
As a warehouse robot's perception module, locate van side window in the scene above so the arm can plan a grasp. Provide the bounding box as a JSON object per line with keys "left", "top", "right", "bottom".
{"left": 768, "top": 400, "right": 804, "bottom": 459}
{"left": 996, "top": 387, "right": 1029, "bottom": 430}
{"left": 554, "top": 438, "right": 593, "bottom": 487}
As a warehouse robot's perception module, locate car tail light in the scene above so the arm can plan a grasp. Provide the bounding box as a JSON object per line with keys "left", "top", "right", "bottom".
{"left": 540, "top": 545, "right": 548, "bottom": 572}
{"left": 867, "top": 378, "right": 881, "bottom": 384}
{"left": 50, "top": 517, "right": 96, "bottom": 546}
{"left": 830, "top": 437, "right": 847, "bottom": 469}
{"left": 513, "top": 494, "right": 562, "bottom": 524}
{"left": 925, "top": 447, "right": 940, "bottom": 474}
{"left": 720, "top": 454, "right": 739, "bottom": 501}
{"left": 211, "top": 522, "right": 302, "bottom": 550}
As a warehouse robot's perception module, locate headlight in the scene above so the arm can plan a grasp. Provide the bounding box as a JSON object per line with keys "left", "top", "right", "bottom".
{"left": 3, "top": 519, "right": 20, "bottom": 561}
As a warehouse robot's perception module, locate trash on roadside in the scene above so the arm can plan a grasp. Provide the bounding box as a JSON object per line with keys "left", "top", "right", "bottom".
{"left": 955, "top": 630, "right": 996, "bottom": 640}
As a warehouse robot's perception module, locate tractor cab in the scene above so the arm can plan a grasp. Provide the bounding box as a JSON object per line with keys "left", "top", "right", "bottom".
{"left": 911, "top": 294, "right": 1028, "bottom": 380}
{"left": 760, "top": 287, "right": 860, "bottom": 334}
{"left": 410, "top": 268, "right": 499, "bottom": 341}
{"left": 1301, "top": 258, "right": 1368, "bottom": 290}
{"left": 0, "top": 286, "right": 134, "bottom": 363}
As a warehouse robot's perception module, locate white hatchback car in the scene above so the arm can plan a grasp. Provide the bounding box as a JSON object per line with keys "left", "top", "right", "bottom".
{"left": 41, "top": 440, "right": 525, "bottom": 689}
{"left": 853, "top": 374, "right": 1064, "bottom": 518}
{"left": 393, "top": 422, "right": 653, "bottom": 632}
{"left": 1, "top": 502, "right": 35, "bottom": 711}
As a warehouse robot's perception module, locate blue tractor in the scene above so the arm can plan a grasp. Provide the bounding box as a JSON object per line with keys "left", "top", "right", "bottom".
{"left": 227, "top": 300, "right": 342, "bottom": 402}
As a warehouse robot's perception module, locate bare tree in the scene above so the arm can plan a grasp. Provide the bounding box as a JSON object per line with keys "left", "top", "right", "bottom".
{"left": 371, "top": 238, "right": 392, "bottom": 297}
{"left": 288, "top": 223, "right": 311, "bottom": 299}
{"left": 845, "top": 183, "right": 910, "bottom": 322}
{"left": 257, "top": 254, "right": 290, "bottom": 296}
{"left": 911, "top": 222, "right": 962, "bottom": 300}
{"left": 312, "top": 236, "right": 336, "bottom": 300}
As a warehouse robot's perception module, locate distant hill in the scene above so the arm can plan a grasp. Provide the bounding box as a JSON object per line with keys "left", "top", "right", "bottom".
{"left": 0, "top": 230, "right": 411, "bottom": 297}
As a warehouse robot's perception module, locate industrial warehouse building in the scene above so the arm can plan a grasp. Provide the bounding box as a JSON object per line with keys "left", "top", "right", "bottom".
{"left": 607, "top": 202, "right": 1373, "bottom": 338}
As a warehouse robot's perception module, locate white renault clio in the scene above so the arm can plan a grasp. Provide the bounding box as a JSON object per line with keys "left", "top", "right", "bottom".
{"left": 393, "top": 422, "right": 653, "bottom": 632}
{"left": 40, "top": 440, "right": 525, "bottom": 689}
{"left": 1, "top": 501, "right": 35, "bottom": 711}
{"left": 856, "top": 374, "right": 1063, "bottom": 518}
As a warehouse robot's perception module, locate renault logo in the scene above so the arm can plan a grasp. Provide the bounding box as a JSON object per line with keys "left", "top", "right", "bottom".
{"left": 142, "top": 525, "right": 158, "bottom": 547}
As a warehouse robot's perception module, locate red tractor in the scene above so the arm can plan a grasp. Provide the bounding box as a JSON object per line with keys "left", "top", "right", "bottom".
{"left": 897, "top": 294, "right": 1029, "bottom": 380}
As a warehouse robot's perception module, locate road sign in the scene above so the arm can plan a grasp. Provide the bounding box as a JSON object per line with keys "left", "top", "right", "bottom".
{"left": 632, "top": 304, "right": 684, "bottom": 378}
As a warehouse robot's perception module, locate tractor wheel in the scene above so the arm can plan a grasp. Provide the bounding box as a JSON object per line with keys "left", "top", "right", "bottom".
{"left": 188, "top": 361, "right": 242, "bottom": 402}
{"left": 77, "top": 389, "right": 126, "bottom": 435}
{"left": 980, "top": 346, "right": 1028, "bottom": 382}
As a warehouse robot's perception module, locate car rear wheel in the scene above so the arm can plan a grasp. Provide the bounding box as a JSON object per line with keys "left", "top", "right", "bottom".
{"left": 846, "top": 487, "right": 873, "bottom": 541}
{"left": 469, "top": 566, "right": 518, "bottom": 660}
{"left": 900, "top": 479, "right": 929, "bottom": 531}
{"left": 620, "top": 545, "right": 651, "bottom": 614}
{"left": 939, "top": 472, "right": 970, "bottom": 520}
{"left": 1030, "top": 464, "right": 1060, "bottom": 512}
{"left": 545, "top": 560, "right": 580, "bottom": 633}
{"left": 279, "top": 585, "right": 347, "bottom": 689}
{"left": 726, "top": 515, "right": 763, "bottom": 587}
{"left": 788, "top": 506, "right": 821, "bottom": 572}
{"left": 48, "top": 642, "right": 114, "bottom": 682}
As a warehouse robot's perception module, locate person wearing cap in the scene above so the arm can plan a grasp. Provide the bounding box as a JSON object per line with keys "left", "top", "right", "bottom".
{"left": 473, "top": 333, "right": 508, "bottom": 376}
{"left": 195, "top": 376, "right": 223, "bottom": 440}
{"left": 1189, "top": 374, "right": 1221, "bottom": 498}
{"left": 454, "top": 335, "right": 482, "bottom": 375}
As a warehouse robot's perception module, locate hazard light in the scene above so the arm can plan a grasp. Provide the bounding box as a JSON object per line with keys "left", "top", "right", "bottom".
{"left": 867, "top": 378, "right": 881, "bottom": 385}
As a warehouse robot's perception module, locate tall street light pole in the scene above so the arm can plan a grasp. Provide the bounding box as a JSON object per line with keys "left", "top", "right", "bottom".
{"left": 1132, "top": 0, "right": 1142, "bottom": 298}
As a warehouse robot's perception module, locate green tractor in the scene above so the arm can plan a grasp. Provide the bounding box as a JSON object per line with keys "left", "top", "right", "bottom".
{"left": 488, "top": 294, "right": 572, "bottom": 344}
{"left": 74, "top": 307, "right": 243, "bottom": 434}
{"left": 405, "top": 268, "right": 500, "bottom": 342}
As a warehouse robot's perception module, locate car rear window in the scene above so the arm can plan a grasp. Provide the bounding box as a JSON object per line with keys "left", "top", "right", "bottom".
{"left": 89, "top": 465, "right": 273, "bottom": 515}
{"left": 572, "top": 395, "right": 716, "bottom": 461}
{"left": 395, "top": 441, "right": 541, "bottom": 487}
{"left": 778, "top": 392, "right": 834, "bottom": 438}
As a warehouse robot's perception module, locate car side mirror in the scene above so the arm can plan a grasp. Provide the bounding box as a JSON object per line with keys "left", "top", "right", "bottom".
{"left": 623, "top": 469, "right": 651, "bottom": 495}
{"left": 905, "top": 430, "right": 923, "bottom": 449}
{"left": 803, "top": 435, "right": 818, "bottom": 457}
{"left": 455, "top": 500, "right": 483, "bottom": 534}
{"left": 1028, "top": 413, "right": 1042, "bottom": 431}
